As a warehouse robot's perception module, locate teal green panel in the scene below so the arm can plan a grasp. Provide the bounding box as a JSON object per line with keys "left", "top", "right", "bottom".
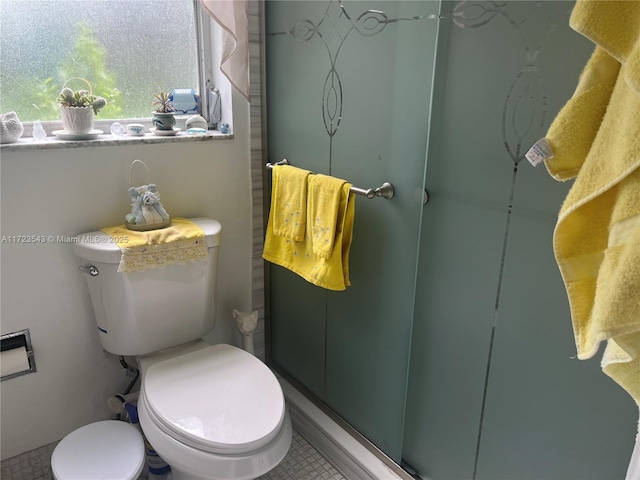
{"left": 266, "top": 1, "right": 330, "bottom": 397}
{"left": 475, "top": 188, "right": 638, "bottom": 480}
{"left": 403, "top": 7, "right": 523, "bottom": 474}
{"left": 270, "top": 265, "right": 327, "bottom": 398}
{"left": 403, "top": 196, "right": 511, "bottom": 478}
{"left": 266, "top": 0, "right": 440, "bottom": 462}
{"left": 404, "top": 1, "right": 637, "bottom": 479}
{"left": 325, "top": 200, "right": 420, "bottom": 460}
{"left": 325, "top": 0, "right": 439, "bottom": 461}
{"left": 266, "top": 0, "right": 334, "bottom": 399}
{"left": 476, "top": 29, "right": 637, "bottom": 474}
{"left": 265, "top": 1, "right": 331, "bottom": 169}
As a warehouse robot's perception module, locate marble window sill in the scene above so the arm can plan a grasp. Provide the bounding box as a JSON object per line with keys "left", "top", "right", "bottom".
{"left": 0, "top": 130, "right": 233, "bottom": 153}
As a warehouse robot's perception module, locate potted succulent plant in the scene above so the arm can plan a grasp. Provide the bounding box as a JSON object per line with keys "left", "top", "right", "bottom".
{"left": 58, "top": 77, "right": 107, "bottom": 134}
{"left": 152, "top": 92, "right": 176, "bottom": 134}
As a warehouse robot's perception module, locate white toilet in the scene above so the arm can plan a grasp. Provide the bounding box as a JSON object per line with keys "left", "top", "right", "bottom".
{"left": 70, "top": 218, "right": 291, "bottom": 480}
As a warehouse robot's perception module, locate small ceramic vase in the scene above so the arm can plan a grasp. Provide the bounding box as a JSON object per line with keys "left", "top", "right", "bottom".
{"left": 152, "top": 112, "right": 176, "bottom": 131}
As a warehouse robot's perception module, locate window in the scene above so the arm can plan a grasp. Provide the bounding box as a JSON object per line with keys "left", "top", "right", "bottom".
{"left": 0, "top": 0, "right": 202, "bottom": 123}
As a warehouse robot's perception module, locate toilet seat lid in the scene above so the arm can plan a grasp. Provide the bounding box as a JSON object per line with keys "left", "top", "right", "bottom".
{"left": 51, "top": 421, "right": 145, "bottom": 480}
{"left": 143, "top": 343, "right": 285, "bottom": 455}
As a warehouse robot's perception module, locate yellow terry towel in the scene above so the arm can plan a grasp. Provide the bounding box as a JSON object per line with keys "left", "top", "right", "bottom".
{"left": 309, "top": 174, "right": 344, "bottom": 259}
{"left": 542, "top": 0, "right": 640, "bottom": 405}
{"left": 263, "top": 175, "right": 355, "bottom": 291}
{"left": 271, "top": 165, "right": 311, "bottom": 241}
{"left": 101, "top": 217, "right": 208, "bottom": 273}
{"left": 569, "top": 0, "right": 640, "bottom": 95}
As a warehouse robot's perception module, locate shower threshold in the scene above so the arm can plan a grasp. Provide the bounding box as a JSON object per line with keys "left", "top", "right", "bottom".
{"left": 278, "top": 375, "right": 418, "bottom": 480}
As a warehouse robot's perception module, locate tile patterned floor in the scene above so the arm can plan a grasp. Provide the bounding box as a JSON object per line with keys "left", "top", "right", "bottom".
{"left": 0, "top": 442, "right": 58, "bottom": 480}
{"left": 1, "top": 429, "right": 346, "bottom": 480}
{"left": 257, "top": 431, "right": 345, "bottom": 480}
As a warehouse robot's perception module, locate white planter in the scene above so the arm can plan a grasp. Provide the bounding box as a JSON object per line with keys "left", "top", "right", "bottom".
{"left": 60, "top": 107, "right": 94, "bottom": 134}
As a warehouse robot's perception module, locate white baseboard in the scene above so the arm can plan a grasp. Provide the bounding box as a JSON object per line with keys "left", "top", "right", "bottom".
{"left": 279, "top": 378, "right": 415, "bottom": 480}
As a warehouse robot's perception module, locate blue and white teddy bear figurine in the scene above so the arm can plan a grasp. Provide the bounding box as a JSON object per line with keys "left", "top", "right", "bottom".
{"left": 126, "top": 184, "right": 170, "bottom": 226}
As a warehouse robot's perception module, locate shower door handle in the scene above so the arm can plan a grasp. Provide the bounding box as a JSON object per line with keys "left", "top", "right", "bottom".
{"left": 416, "top": 189, "right": 429, "bottom": 205}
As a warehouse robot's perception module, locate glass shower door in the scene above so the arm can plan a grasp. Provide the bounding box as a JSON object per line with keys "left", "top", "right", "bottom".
{"left": 266, "top": 1, "right": 637, "bottom": 477}
{"left": 402, "top": 2, "right": 637, "bottom": 479}
{"left": 266, "top": 0, "right": 440, "bottom": 461}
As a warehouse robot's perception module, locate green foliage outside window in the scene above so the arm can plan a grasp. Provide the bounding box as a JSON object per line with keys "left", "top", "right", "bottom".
{"left": 1, "top": 24, "right": 122, "bottom": 122}
{"left": 1, "top": 0, "right": 198, "bottom": 124}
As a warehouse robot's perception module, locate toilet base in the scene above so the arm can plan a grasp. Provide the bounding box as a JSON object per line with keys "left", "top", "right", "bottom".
{"left": 138, "top": 393, "right": 292, "bottom": 480}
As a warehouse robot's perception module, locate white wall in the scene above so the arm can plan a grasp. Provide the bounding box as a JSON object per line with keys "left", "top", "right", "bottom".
{"left": 0, "top": 92, "right": 253, "bottom": 460}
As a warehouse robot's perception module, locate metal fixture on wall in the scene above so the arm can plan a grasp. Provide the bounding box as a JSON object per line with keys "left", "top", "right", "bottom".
{"left": 1, "top": 329, "right": 36, "bottom": 381}
{"left": 266, "top": 159, "right": 395, "bottom": 200}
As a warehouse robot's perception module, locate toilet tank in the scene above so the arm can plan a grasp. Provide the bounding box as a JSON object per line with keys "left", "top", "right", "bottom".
{"left": 73, "top": 218, "right": 222, "bottom": 356}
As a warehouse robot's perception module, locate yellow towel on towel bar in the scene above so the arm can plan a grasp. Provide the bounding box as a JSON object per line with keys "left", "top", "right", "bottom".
{"left": 541, "top": 0, "right": 640, "bottom": 405}
{"left": 271, "top": 165, "right": 311, "bottom": 241}
{"left": 263, "top": 176, "right": 355, "bottom": 291}
{"left": 309, "top": 174, "right": 344, "bottom": 259}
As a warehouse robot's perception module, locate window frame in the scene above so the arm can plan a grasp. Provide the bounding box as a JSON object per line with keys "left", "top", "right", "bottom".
{"left": 8, "top": 0, "right": 225, "bottom": 140}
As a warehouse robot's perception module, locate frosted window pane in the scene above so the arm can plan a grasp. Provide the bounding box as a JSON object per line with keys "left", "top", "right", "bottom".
{"left": 0, "top": 0, "right": 198, "bottom": 122}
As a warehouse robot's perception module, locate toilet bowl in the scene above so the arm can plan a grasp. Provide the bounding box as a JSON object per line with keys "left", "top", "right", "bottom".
{"left": 136, "top": 341, "right": 291, "bottom": 480}
{"left": 51, "top": 421, "right": 145, "bottom": 480}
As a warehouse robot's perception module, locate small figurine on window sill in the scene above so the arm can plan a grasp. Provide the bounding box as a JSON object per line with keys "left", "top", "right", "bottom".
{"left": 0, "top": 111, "right": 24, "bottom": 144}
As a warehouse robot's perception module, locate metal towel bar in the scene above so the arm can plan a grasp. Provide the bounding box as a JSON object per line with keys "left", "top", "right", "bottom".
{"left": 265, "top": 159, "right": 394, "bottom": 200}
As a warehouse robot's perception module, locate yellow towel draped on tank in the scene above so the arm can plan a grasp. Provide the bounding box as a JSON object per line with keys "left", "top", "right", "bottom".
{"left": 542, "top": 0, "right": 640, "bottom": 405}
{"left": 263, "top": 169, "right": 355, "bottom": 291}
{"left": 101, "top": 217, "right": 208, "bottom": 273}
